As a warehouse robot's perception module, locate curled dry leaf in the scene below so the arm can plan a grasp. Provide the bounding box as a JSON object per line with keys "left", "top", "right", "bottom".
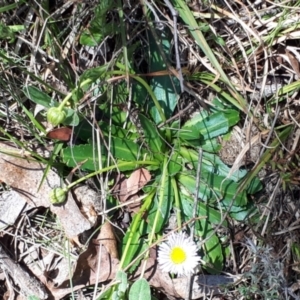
{"left": 112, "top": 168, "right": 151, "bottom": 213}
{"left": 126, "top": 168, "right": 151, "bottom": 199}
{"left": 113, "top": 168, "right": 151, "bottom": 202}
{"left": 98, "top": 221, "right": 118, "bottom": 259}
{"left": 0, "top": 142, "right": 91, "bottom": 238}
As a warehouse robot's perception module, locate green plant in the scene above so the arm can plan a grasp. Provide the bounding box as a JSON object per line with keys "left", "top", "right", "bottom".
{"left": 235, "top": 239, "right": 286, "bottom": 299}
{"left": 34, "top": 65, "right": 261, "bottom": 276}
{"left": 24, "top": 1, "right": 264, "bottom": 288}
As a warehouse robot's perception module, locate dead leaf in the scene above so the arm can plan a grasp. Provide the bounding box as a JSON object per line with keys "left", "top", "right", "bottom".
{"left": 112, "top": 169, "right": 151, "bottom": 213}
{"left": 112, "top": 169, "right": 151, "bottom": 202}
{"left": 112, "top": 174, "right": 128, "bottom": 202}
{"left": 0, "top": 142, "right": 92, "bottom": 238}
{"left": 126, "top": 168, "right": 151, "bottom": 199}
{"left": 0, "top": 191, "right": 27, "bottom": 230}
{"left": 98, "top": 221, "right": 118, "bottom": 259}
{"left": 286, "top": 48, "right": 300, "bottom": 79}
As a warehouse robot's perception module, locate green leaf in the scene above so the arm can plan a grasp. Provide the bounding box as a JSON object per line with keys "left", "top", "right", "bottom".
{"left": 0, "top": 22, "right": 20, "bottom": 42}
{"left": 178, "top": 126, "right": 202, "bottom": 142}
{"left": 114, "top": 271, "right": 128, "bottom": 297}
{"left": 62, "top": 144, "right": 106, "bottom": 171}
{"left": 224, "top": 109, "right": 240, "bottom": 127}
{"left": 63, "top": 108, "right": 80, "bottom": 126}
{"left": 111, "top": 137, "right": 147, "bottom": 162}
{"left": 182, "top": 110, "right": 209, "bottom": 127}
{"left": 180, "top": 147, "right": 247, "bottom": 182}
{"left": 168, "top": 151, "right": 182, "bottom": 176}
{"left": 177, "top": 172, "right": 248, "bottom": 207}
{"left": 180, "top": 193, "right": 228, "bottom": 227}
{"left": 182, "top": 111, "right": 239, "bottom": 141}
{"left": 236, "top": 126, "right": 292, "bottom": 197}
{"left": 80, "top": 65, "right": 108, "bottom": 84}
{"left": 129, "top": 278, "right": 151, "bottom": 300}
{"left": 146, "top": 175, "right": 172, "bottom": 233}
{"left": 62, "top": 137, "right": 147, "bottom": 171}
{"left": 173, "top": 0, "right": 248, "bottom": 112}
{"left": 148, "top": 30, "right": 180, "bottom": 123}
{"left": 80, "top": 30, "right": 102, "bottom": 46}
{"left": 74, "top": 119, "right": 137, "bottom": 141}
{"left": 198, "top": 219, "right": 223, "bottom": 274}
{"left": 27, "top": 296, "right": 40, "bottom": 300}
{"left": 23, "top": 86, "right": 57, "bottom": 108}
{"left": 138, "top": 114, "right": 165, "bottom": 158}
{"left": 121, "top": 217, "right": 147, "bottom": 269}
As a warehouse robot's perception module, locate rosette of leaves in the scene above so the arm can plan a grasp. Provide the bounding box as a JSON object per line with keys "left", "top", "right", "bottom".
{"left": 61, "top": 73, "right": 262, "bottom": 274}
{"left": 58, "top": 25, "right": 263, "bottom": 275}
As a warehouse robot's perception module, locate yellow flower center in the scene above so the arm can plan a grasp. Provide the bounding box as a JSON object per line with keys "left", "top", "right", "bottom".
{"left": 170, "top": 247, "right": 186, "bottom": 264}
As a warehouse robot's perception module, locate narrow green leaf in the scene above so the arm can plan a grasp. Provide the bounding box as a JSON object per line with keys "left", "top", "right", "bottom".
{"left": 148, "top": 30, "right": 180, "bottom": 123}
{"left": 180, "top": 147, "right": 248, "bottom": 182}
{"left": 183, "top": 112, "right": 229, "bottom": 141}
{"left": 80, "top": 65, "right": 108, "bottom": 83}
{"left": 146, "top": 175, "right": 172, "bottom": 233}
{"left": 238, "top": 126, "right": 292, "bottom": 196}
{"left": 168, "top": 152, "right": 182, "bottom": 176}
{"left": 62, "top": 144, "right": 106, "bottom": 171}
{"left": 121, "top": 191, "right": 155, "bottom": 269}
{"left": 0, "top": 0, "right": 26, "bottom": 13}
{"left": 180, "top": 193, "right": 228, "bottom": 227}
{"left": 129, "top": 278, "right": 151, "bottom": 300}
{"left": 198, "top": 220, "right": 223, "bottom": 274}
{"left": 111, "top": 137, "right": 147, "bottom": 161}
{"left": 23, "top": 86, "right": 56, "bottom": 108}
{"left": 62, "top": 137, "right": 148, "bottom": 171}
{"left": 182, "top": 110, "right": 209, "bottom": 127}
{"left": 177, "top": 172, "right": 247, "bottom": 207}
{"left": 138, "top": 114, "right": 165, "bottom": 157}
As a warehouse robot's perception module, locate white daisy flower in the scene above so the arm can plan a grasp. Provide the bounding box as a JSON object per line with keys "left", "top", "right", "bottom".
{"left": 157, "top": 232, "right": 200, "bottom": 276}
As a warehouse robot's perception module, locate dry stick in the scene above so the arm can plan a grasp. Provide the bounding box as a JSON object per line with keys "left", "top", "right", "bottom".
{"left": 185, "top": 148, "right": 203, "bottom": 300}
{"left": 0, "top": 244, "right": 48, "bottom": 299}
{"left": 163, "top": 0, "right": 184, "bottom": 93}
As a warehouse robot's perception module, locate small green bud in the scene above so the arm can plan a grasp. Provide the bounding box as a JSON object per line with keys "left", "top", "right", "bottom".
{"left": 47, "top": 107, "right": 66, "bottom": 126}
{"left": 49, "top": 187, "right": 67, "bottom": 204}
